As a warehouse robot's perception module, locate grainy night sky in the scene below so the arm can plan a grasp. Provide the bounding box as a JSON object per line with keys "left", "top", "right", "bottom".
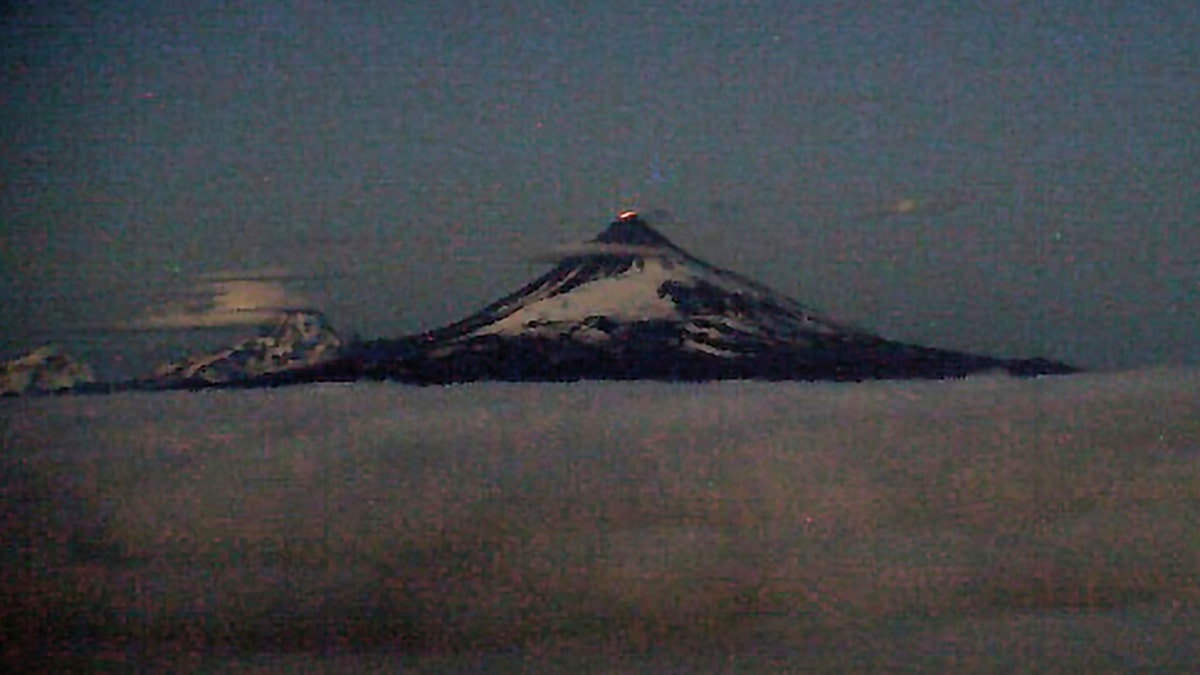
{"left": 2, "top": 1, "right": 1198, "bottom": 377}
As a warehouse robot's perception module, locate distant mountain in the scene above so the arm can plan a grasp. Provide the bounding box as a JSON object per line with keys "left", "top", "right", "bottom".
{"left": 1, "top": 345, "right": 96, "bottom": 395}
{"left": 145, "top": 310, "right": 345, "bottom": 388}
{"left": 328, "top": 212, "right": 1075, "bottom": 384}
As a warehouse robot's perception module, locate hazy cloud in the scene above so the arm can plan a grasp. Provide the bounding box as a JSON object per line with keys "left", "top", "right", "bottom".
{"left": 850, "top": 191, "right": 974, "bottom": 222}
{"left": 122, "top": 268, "right": 313, "bottom": 330}
{"left": 7, "top": 368, "right": 1199, "bottom": 668}
{"left": 195, "top": 266, "right": 323, "bottom": 283}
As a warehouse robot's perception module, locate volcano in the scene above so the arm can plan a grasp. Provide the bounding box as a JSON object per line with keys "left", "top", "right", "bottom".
{"left": 337, "top": 212, "right": 1074, "bottom": 384}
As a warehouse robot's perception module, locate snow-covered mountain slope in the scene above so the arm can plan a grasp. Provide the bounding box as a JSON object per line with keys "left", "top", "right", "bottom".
{"left": 0, "top": 345, "right": 95, "bottom": 395}
{"left": 148, "top": 310, "right": 345, "bottom": 387}
{"left": 348, "top": 212, "right": 1075, "bottom": 383}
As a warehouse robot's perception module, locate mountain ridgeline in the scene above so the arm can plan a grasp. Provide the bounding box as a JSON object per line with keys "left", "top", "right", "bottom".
{"left": 298, "top": 212, "right": 1075, "bottom": 386}
{"left": 35, "top": 211, "right": 1071, "bottom": 393}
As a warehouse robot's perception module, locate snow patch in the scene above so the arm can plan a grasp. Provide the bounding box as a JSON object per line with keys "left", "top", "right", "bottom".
{"left": 682, "top": 339, "right": 738, "bottom": 358}
{"left": 474, "top": 258, "right": 687, "bottom": 336}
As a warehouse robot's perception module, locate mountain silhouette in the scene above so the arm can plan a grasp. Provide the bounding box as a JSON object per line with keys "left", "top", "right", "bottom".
{"left": 146, "top": 310, "right": 345, "bottom": 388}
{"left": 330, "top": 212, "right": 1075, "bottom": 384}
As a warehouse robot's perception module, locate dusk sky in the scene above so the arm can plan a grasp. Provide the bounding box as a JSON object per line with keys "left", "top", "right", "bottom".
{"left": 3, "top": 0, "right": 1198, "bottom": 378}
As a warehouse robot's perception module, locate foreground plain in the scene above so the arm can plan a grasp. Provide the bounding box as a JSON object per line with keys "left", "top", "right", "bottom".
{"left": 3, "top": 368, "right": 1199, "bottom": 672}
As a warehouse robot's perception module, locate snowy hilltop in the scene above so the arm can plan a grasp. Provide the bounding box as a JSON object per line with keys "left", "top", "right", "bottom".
{"left": 1, "top": 345, "right": 96, "bottom": 395}
{"left": 43, "top": 212, "right": 1074, "bottom": 393}
{"left": 147, "top": 310, "right": 345, "bottom": 387}
{"left": 327, "top": 211, "right": 1075, "bottom": 384}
